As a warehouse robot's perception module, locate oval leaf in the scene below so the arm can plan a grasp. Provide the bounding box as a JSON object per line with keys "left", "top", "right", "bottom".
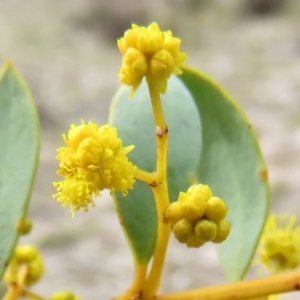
{"left": 0, "top": 61, "right": 40, "bottom": 278}
{"left": 109, "top": 76, "right": 202, "bottom": 263}
{"left": 179, "top": 65, "right": 269, "bottom": 280}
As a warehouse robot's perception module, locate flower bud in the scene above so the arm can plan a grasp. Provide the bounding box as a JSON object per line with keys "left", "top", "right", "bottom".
{"left": 180, "top": 197, "right": 206, "bottom": 221}
{"left": 16, "top": 218, "right": 32, "bottom": 235}
{"left": 195, "top": 219, "right": 217, "bottom": 241}
{"left": 5, "top": 245, "right": 45, "bottom": 286}
{"left": 123, "top": 48, "right": 148, "bottom": 77}
{"left": 173, "top": 218, "right": 194, "bottom": 243}
{"left": 186, "top": 234, "right": 206, "bottom": 248}
{"left": 15, "top": 245, "right": 39, "bottom": 262}
{"left": 187, "top": 184, "right": 212, "bottom": 202}
{"left": 150, "top": 49, "right": 174, "bottom": 78}
{"left": 165, "top": 201, "right": 184, "bottom": 224}
{"left": 25, "top": 255, "right": 45, "bottom": 286}
{"left": 213, "top": 220, "right": 231, "bottom": 243}
{"left": 205, "top": 197, "right": 228, "bottom": 221}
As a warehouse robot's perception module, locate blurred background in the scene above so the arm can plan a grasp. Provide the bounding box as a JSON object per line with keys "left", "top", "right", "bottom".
{"left": 0, "top": 0, "right": 300, "bottom": 299}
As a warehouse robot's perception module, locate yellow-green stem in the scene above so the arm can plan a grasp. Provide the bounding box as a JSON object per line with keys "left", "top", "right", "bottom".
{"left": 142, "top": 182, "right": 170, "bottom": 300}
{"left": 3, "top": 264, "right": 29, "bottom": 300}
{"left": 155, "top": 270, "right": 300, "bottom": 300}
{"left": 17, "top": 264, "right": 28, "bottom": 287}
{"left": 142, "top": 77, "right": 171, "bottom": 299}
{"left": 146, "top": 77, "right": 167, "bottom": 182}
{"left": 134, "top": 168, "right": 156, "bottom": 186}
{"left": 113, "top": 263, "right": 148, "bottom": 300}
{"left": 2, "top": 286, "right": 22, "bottom": 300}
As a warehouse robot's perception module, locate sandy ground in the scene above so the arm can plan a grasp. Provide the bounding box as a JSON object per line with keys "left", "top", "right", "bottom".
{"left": 1, "top": 0, "right": 300, "bottom": 299}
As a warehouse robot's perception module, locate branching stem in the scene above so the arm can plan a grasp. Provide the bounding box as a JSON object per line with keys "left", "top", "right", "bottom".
{"left": 155, "top": 270, "right": 300, "bottom": 300}
{"left": 141, "top": 77, "right": 171, "bottom": 300}
{"left": 134, "top": 168, "right": 156, "bottom": 186}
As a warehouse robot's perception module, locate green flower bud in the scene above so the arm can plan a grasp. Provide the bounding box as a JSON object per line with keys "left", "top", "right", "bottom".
{"left": 25, "top": 254, "right": 45, "bottom": 286}
{"left": 195, "top": 219, "right": 217, "bottom": 241}
{"left": 165, "top": 201, "right": 184, "bottom": 224}
{"left": 187, "top": 184, "right": 212, "bottom": 202}
{"left": 213, "top": 220, "right": 231, "bottom": 243}
{"left": 15, "top": 245, "right": 39, "bottom": 263}
{"left": 205, "top": 197, "right": 228, "bottom": 221}
{"left": 7, "top": 245, "right": 45, "bottom": 286}
{"left": 181, "top": 198, "right": 206, "bottom": 221}
{"left": 173, "top": 218, "right": 194, "bottom": 243}
{"left": 16, "top": 218, "right": 32, "bottom": 235}
{"left": 186, "top": 234, "right": 206, "bottom": 248}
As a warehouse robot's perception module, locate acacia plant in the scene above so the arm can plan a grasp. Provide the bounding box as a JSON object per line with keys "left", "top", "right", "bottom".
{"left": 1, "top": 22, "right": 300, "bottom": 300}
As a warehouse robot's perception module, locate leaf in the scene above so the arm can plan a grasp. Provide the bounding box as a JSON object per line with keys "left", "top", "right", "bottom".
{"left": 109, "top": 76, "right": 202, "bottom": 263}
{"left": 0, "top": 60, "right": 40, "bottom": 278}
{"left": 179, "top": 65, "right": 269, "bottom": 281}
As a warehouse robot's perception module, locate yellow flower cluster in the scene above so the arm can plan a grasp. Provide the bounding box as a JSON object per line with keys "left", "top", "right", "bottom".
{"left": 4, "top": 245, "right": 45, "bottom": 286}
{"left": 166, "top": 184, "right": 230, "bottom": 248}
{"left": 257, "top": 214, "right": 300, "bottom": 273}
{"left": 118, "top": 22, "right": 187, "bottom": 96}
{"left": 53, "top": 121, "right": 136, "bottom": 215}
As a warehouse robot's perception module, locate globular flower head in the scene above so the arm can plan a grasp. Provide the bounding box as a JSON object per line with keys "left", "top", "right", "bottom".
{"left": 166, "top": 184, "right": 231, "bottom": 248}
{"left": 53, "top": 121, "right": 136, "bottom": 216}
{"left": 257, "top": 214, "right": 300, "bottom": 273}
{"left": 118, "top": 22, "right": 187, "bottom": 97}
{"left": 4, "top": 245, "right": 45, "bottom": 287}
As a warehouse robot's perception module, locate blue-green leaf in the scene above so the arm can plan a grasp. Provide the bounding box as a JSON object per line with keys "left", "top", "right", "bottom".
{"left": 0, "top": 61, "right": 40, "bottom": 278}
{"left": 109, "top": 76, "right": 202, "bottom": 263}
{"left": 179, "top": 65, "right": 269, "bottom": 280}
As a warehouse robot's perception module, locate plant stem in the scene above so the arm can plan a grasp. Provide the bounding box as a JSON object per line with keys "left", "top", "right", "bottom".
{"left": 134, "top": 168, "right": 156, "bottom": 185}
{"left": 113, "top": 263, "right": 148, "bottom": 300}
{"left": 142, "top": 182, "right": 170, "bottom": 300}
{"left": 2, "top": 286, "right": 22, "bottom": 300}
{"left": 146, "top": 77, "right": 168, "bottom": 182}
{"left": 142, "top": 78, "right": 171, "bottom": 300}
{"left": 155, "top": 270, "right": 300, "bottom": 300}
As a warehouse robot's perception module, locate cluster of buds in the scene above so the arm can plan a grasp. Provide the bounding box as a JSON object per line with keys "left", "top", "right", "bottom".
{"left": 4, "top": 245, "right": 45, "bottom": 286}
{"left": 118, "top": 22, "right": 187, "bottom": 96}
{"left": 166, "top": 184, "right": 230, "bottom": 248}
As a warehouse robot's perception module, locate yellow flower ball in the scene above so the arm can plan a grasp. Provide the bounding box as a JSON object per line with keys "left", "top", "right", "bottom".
{"left": 257, "top": 214, "right": 300, "bottom": 273}
{"left": 53, "top": 121, "right": 136, "bottom": 215}
{"left": 118, "top": 22, "right": 187, "bottom": 96}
